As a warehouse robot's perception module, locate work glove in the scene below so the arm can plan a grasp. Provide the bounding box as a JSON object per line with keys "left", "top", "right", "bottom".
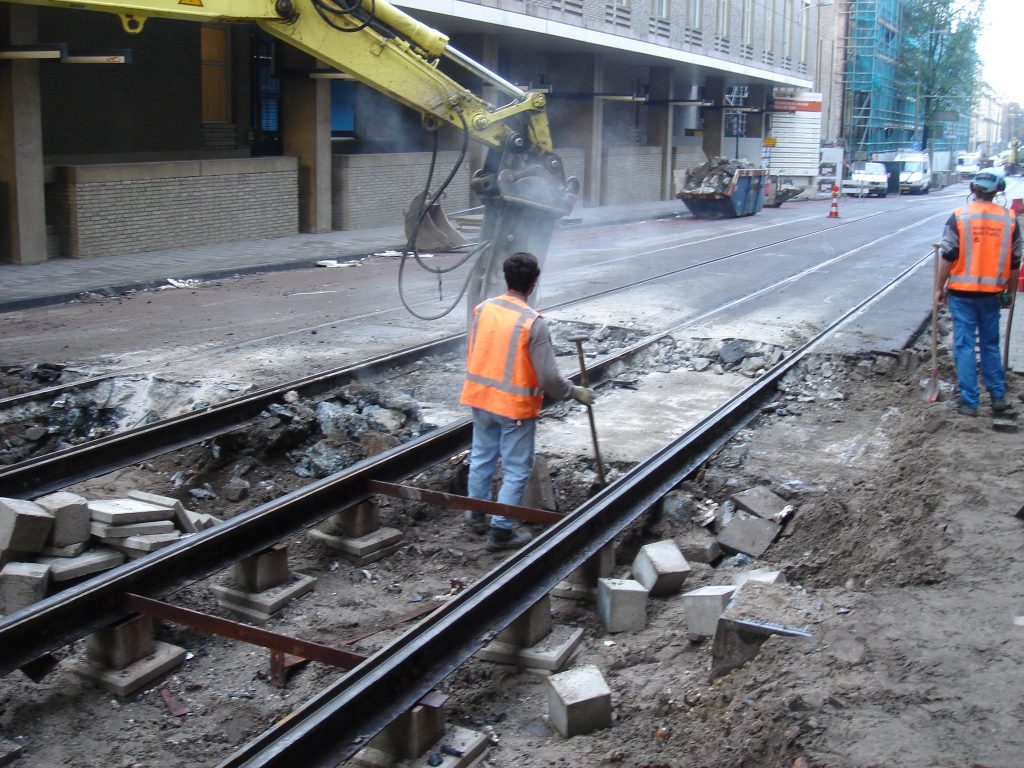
{"left": 1000, "top": 290, "right": 1013, "bottom": 309}
{"left": 572, "top": 386, "right": 595, "bottom": 406}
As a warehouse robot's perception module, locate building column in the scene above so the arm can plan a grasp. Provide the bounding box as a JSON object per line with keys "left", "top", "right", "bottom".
{"left": 648, "top": 66, "right": 673, "bottom": 200}
{"left": 701, "top": 77, "right": 725, "bottom": 159}
{"left": 584, "top": 55, "right": 605, "bottom": 206}
{"left": 0, "top": 5, "right": 46, "bottom": 265}
{"left": 281, "top": 50, "right": 331, "bottom": 234}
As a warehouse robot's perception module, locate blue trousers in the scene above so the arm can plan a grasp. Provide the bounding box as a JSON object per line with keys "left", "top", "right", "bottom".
{"left": 467, "top": 408, "right": 536, "bottom": 530}
{"left": 948, "top": 292, "right": 1005, "bottom": 410}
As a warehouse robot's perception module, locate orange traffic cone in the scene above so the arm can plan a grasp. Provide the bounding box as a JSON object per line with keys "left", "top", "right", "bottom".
{"left": 828, "top": 185, "right": 840, "bottom": 218}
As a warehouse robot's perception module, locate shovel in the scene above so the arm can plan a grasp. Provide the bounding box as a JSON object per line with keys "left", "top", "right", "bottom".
{"left": 568, "top": 334, "right": 607, "bottom": 486}
{"left": 925, "top": 243, "right": 941, "bottom": 403}
{"left": 1004, "top": 270, "right": 1019, "bottom": 372}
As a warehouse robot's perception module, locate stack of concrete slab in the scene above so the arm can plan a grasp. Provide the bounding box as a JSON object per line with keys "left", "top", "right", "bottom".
{"left": 0, "top": 489, "right": 219, "bottom": 615}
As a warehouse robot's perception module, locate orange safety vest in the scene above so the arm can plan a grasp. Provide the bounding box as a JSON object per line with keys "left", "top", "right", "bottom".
{"left": 948, "top": 201, "right": 1015, "bottom": 293}
{"left": 460, "top": 293, "right": 544, "bottom": 420}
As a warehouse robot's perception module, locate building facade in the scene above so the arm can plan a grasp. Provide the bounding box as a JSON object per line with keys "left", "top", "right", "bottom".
{"left": 1, "top": 0, "right": 818, "bottom": 265}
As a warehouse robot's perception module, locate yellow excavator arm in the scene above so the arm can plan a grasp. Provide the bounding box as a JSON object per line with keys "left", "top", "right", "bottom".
{"left": 4, "top": 0, "right": 579, "bottom": 315}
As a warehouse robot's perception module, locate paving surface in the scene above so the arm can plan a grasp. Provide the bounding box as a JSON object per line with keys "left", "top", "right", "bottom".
{"left": 0, "top": 200, "right": 683, "bottom": 311}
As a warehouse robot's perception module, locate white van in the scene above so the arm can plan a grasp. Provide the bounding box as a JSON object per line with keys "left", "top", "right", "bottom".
{"left": 894, "top": 151, "right": 931, "bottom": 194}
{"left": 956, "top": 152, "right": 980, "bottom": 178}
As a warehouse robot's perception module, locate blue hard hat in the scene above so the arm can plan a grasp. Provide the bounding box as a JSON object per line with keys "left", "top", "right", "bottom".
{"left": 972, "top": 169, "right": 1004, "bottom": 193}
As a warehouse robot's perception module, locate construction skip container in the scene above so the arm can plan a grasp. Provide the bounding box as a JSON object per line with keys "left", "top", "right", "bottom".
{"left": 676, "top": 168, "right": 767, "bottom": 218}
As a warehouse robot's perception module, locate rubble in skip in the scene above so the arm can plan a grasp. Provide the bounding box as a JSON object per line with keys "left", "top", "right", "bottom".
{"left": 676, "top": 156, "right": 755, "bottom": 195}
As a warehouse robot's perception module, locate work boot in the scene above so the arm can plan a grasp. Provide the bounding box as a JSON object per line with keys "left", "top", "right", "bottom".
{"left": 464, "top": 511, "right": 488, "bottom": 535}
{"left": 956, "top": 403, "right": 977, "bottom": 417}
{"left": 992, "top": 397, "right": 1011, "bottom": 414}
{"left": 486, "top": 526, "right": 532, "bottom": 552}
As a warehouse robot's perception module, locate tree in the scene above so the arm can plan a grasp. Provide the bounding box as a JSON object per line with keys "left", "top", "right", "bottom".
{"left": 900, "top": 0, "right": 983, "bottom": 152}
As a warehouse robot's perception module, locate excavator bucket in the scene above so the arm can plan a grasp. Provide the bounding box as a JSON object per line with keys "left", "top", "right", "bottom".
{"left": 404, "top": 191, "right": 470, "bottom": 253}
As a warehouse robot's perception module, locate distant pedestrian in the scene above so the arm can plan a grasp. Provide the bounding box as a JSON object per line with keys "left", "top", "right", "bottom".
{"left": 937, "top": 170, "right": 1021, "bottom": 416}
{"left": 461, "top": 252, "right": 595, "bottom": 551}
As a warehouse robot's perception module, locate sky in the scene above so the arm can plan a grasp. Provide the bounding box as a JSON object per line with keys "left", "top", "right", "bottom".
{"left": 978, "top": 0, "right": 1020, "bottom": 101}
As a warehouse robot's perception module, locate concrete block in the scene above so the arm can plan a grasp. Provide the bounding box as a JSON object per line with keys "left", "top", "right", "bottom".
{"left": 681, "top": 585, "right": 738, "bottom": 636}
{"left": 121, "top": 532, "right": 181, "bottom": 552}
{"left": 596, "top": 578, "right": 648, "bottom": 633}
{"left": 367, "top": 696, "right": 445, "bottom": 759}
{"left": 231, "top": 545, "right": 290, "bottom": 592}
{"left": 0, "top": 736, "right": 23, "bottom": 766}
{"left": 547, "top": 664, "right": 612, "bottom": 737}
{"left": 476, "top": 624, "right": 583, "bottom": 675}
{"left": 40, "top": 540, "right": 90, "bottom": 558}
{"left": 717, "top": 511, "right": 781, "bottom": 557}
{"left": 86, "top": 614, "right": 155, "bottom": 670}
{"left": 0, "top": 498, "right": 54, "bottom": 553}
{"left": 211, "top": 573, "right": 316, "bottom": 623}
{"left": 185, "top": 510, "right": 219, "bottom": 530}
{"left": 73, "top": 640, "right": 186, "bottom": 697}
{"left": 497, "top": 594, "right": 553, "bottom": 648}
{"left": 730, "top": 487, "right": 789, "bottom": 521}
{"left": 732, "top": 568, "right": 786, "bottom": 587}
{"left": 676, "top": 528, "right": 721, "bottom": 564}
{"left": 307, "top": 526, "right": 402, "bottom": 565}
{"left": 551, "top": 542, "right": 615, "bottom": 601}
{"left": 355, "top": 724, "right": 488, "bottom": 768}
{"left": 34, "top": 491, "right": 90, "bottom": 546}
{"left": 90, "top": 519, "right": 176, "bottom": 539}
{"left": 322, "top": 501, "right": 379, "bottom": 539}
{"left": 709, "top": 581, "right": 815, "bottom": 679}
{"left": 126, "top": 489, "right": 196, "bottom": 533}
{"left": 631, "top": 540, "right": 691, "bottom": 595}
{"left": 88, "top": 498, "right": 175, "bottom": 525}
{"left": 0, "top": 561, "right": 51, "bottom": 613}
{"left": 36, "top": 547, "right": 125, "bottom": 581}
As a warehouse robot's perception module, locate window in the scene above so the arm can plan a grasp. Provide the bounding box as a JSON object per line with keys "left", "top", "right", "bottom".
{"left": 782, "top": 0, "right": 793, "bottom": 59}
{"left": 688, "top": 0, "right": 702, "bottom": 28}
{"left": 653, "top": 0, "right": 669, "bottom": 19}
{"left": 716, "top": 0, "right": 730, "bottom": 37}
{"left": 766, "top": 0, "right": 776, "bottom": 51}
{"left": 201, "top": 26, "right": 230, "bottom": 122}
{"left": 798, "top": 0, "right": 808, "bottom": 62}
{"left": 742, "top": 0, "right": 754, "bottom": 45}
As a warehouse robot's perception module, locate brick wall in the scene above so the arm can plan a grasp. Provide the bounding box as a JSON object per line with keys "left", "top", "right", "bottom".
{"left": 601, "top": 146, "right": 663, "bottom": 205}
{"left": 332, "top": 152, "right": 471, "bottom": 230}
{"left": 47, "top": 158, "right": 298, "bottom": 258}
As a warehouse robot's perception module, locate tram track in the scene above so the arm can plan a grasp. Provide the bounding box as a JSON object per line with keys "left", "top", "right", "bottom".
{"left": 0, "top": 202, "right": 945, "bottom": 500}
{"left": 0, "top": 243, "right": 930, "bottom": 767}
{"left": 0, "top": 195, "right": 953, "bottom": 416}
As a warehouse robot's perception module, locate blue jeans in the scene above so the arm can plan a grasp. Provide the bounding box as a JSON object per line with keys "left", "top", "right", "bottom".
{"left": 467, "top": 408, "right": 536, "bottom": 530}
{"left": 948, "top": 292, "right": 1005, "bottom": 410}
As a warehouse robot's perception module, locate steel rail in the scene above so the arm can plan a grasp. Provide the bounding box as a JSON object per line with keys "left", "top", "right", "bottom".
{"left": 0, "top": 245, "right": 931, "bottom": 675}
{"left": 219, "top": 251, "right": 929, "bottom": 768}
{"left": 0, "top": 417, "right": 470, "bottom": 674}
{"left": 0, "top": 206, "right": 925, "bottom": 499}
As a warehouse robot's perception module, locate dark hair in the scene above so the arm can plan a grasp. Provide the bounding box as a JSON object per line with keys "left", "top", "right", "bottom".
{"left": 971, "top": 185, "right": 997, "bottom": 202}
{"left": 503, "top": 252, "right": 540, "bottom": 293}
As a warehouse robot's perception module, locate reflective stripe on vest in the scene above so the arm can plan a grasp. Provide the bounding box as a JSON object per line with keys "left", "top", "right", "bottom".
{"left": 948, "top": 202, "right": 1013, "bottom": 292}
{"left": 460, "top": 294, "right": 544, "bottom": 419}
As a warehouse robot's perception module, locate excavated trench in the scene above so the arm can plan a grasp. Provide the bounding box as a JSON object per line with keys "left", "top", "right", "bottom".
{"left": 0, "top": 323, "right": 926, "bottom": 768}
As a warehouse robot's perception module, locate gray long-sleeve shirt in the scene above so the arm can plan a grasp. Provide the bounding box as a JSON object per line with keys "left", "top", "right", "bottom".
{"left": 528, "top": 316, "right": 575, "bottom": 402}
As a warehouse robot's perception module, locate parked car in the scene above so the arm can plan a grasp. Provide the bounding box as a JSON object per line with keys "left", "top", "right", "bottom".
{"left": 842, "top": 162, "right": 890, "bottom": 197}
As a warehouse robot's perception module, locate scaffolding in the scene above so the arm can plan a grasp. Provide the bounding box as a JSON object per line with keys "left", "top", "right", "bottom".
{"left": 842, "top": 0, "right": 917, "bottom": 159}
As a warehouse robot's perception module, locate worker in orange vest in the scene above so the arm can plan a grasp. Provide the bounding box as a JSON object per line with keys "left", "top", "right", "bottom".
{"left": 461, "top": 252, "right": 595, "bottom": 551}
{"left": 936, "top": 170, "right": 1021, "bottom": 416}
